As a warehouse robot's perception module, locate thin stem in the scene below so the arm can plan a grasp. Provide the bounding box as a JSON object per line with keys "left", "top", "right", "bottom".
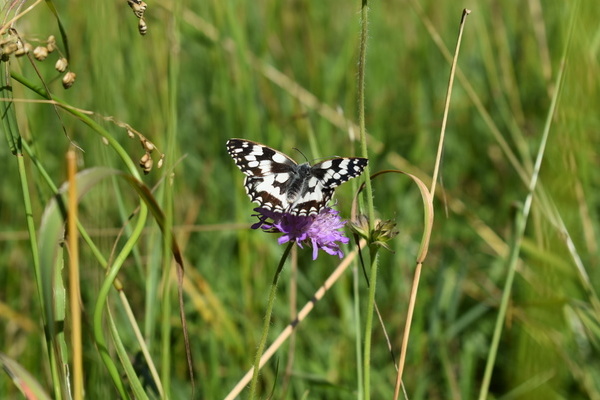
{"left": 66, "top": 149, "right": 83, "bottom": 400}
{"left": 357, "top": 0, "right": 375, "bottom": 229}
{"left": 392, "top": 263, "right": 422, "bottom": 399}
{"left": 353, "top": 260, "right": 364, "bottom": 399}
{"left": 431, "top": 9, "right": 470, "bottom": 196}
{"left": 248, "top": 242, "right": 294, "bottom": 399}
{"left": 363, "top": 247, "right": 379, "bottom": 400}
{"left": 357, "top": 2, "right": 379, "bottom": 398}
{"left": 392, "top": 10, "right": 470, "bottom": 400}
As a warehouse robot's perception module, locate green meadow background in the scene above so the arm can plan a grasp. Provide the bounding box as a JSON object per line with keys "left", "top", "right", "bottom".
{"left": 1, "top": 0, "right": 599, "bottom": 399}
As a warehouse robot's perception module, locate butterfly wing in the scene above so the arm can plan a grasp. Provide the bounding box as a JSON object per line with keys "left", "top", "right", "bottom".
{"left": 226, "top": 139, "right": 300, "bottom": 213}
{"left": 227, "top": 139, "right": 369, "bottom": 216}
{"left": 289, "top": 158, "right": 369, "bottom": 216}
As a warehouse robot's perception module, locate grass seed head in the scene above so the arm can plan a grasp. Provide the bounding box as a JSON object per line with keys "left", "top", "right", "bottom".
{"left": 15, "top": 42, "right": 32, "bottom": 57}
{"left": 142, "top": 157, "right": 153, "bottom": 174}
{"left": 55, "top": 57, "right": 68, "bottom": 72}
{"left": 46, "top": 35, "right": 56, "bottom": 52}
{"left": 128, "top": 0, "right": 147, "bottom": 18}
{"left": 144, "top": 140, "right": 154, "bottom": 152}
{"left": 138, "top": 18, "right": 148, "bottom": 36}
{"left": 3, "top": 42, "right": 19, "bottom": 56}
{"left": 62, "top": 71, "right": 76, "bottom": 89}
{"left": 140, "top": 153, "right": 150, "bottom": 165}
{"left": 33, "top": 46, "right": 48, "bottom": 61}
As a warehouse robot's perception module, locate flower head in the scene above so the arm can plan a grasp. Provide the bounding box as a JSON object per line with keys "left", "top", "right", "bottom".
{"left": 252, "top": 207, "right": 350, "bottom": 259}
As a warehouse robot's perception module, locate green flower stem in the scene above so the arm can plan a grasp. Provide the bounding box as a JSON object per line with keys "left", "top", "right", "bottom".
{"left": 357, "top": 1, "right": 379, "bottom": 398}
{"left": 353, "top": 261, "right": 364, "bottom": 399}
{"left": 363, "top": 247, "right": 379, "bottom": 400}
{"left": 249, "top": 241, "right": 294, "bottom": 399}
{"left": 357, "top": 1, "right": 375, "bottom": 228}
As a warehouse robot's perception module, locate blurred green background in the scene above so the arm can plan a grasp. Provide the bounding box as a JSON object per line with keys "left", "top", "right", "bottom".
{"left": 0, "top": 0, "right": 599, "bottom": 399}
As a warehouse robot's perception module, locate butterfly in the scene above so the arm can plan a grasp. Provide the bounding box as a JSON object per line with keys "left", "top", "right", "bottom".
{"left": 226, "top": 138, "right": 368, "bottom": 216}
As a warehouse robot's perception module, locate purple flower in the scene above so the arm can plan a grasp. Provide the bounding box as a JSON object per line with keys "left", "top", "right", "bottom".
{"left": 252, "top": 207, "right": 350, "bottom": 260}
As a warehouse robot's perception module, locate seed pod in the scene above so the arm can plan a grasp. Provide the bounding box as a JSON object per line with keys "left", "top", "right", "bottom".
{"left": 127, "top": 129, "right": 135, "bottom": 139}
{"left": 55, "top": 57, "right": 68, "bottom": 72}
{"left": 143, "top": 158, "right": 153, "bottom": 174}
{"left": 33, "top": 46, "right": 49, "bottom": 61}
{"left": 62, "top": 71, "right": 76, "bottom": 89}
{"left": 138, "top": 17, "right": 148, "bottom": 36}
{"left": 47, "top": 35, "right": 56, "bottom": 52}
{"left": 102, "top": 137, "right": 109, "bottom": 145}
{"left": 144, "top": 140, "right": 154, "bottom": 152}
{"left": 128, "top": 0, "right": 147, "bottom": 18}
{"left": 157, "top": 156, "right": 164, "bottom": 169}
{"left": 15, "top": 42, "right": 32, "bottom": 57}
{"left": 3, "top": 42, "right": 19, "bottom": 56}
{"left": 139, "top": 153, "right": 150, "bottom": 167}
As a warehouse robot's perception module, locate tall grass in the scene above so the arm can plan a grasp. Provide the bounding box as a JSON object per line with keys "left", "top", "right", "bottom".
{"left": 1, "top": 0, "right": 599, "bottom": 399}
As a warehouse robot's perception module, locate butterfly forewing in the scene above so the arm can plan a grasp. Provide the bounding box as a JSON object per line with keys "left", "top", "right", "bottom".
{"left": 226, "top": 139, "right": 297, "bottom": 176}
{"left": 226, "top": 138, "right": 368, "bottom": 216}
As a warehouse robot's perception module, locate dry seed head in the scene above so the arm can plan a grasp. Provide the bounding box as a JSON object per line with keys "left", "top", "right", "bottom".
{"left": 33, "top": 46, "right": 49, "bottom": 61}
{"left": 15, "top": 42, "right": 32, "bottom": 57}
{"left": 139, "top": 153, "right": 150, "bottom": 166}
{"left": 0, "top": 36, "right": 15, "bottom": 46}
{"left": 3, "top": 42, "right": 19, "bottom": 56}
{"left": 143, "top": 158, "right": 153, "bottom": 174}
{"left": 46, "top": 35, "right": 56, "bottom": 52}
{"left": 62, "top": 71, "right": 76, "bottom": 89}
{"left": 128, "top": 0, "right": 147, "bottom": 18}
{"left": 144, "top": 140, "right": 154, "bottom": 152}
{"left": 55, "top": 57, "right": 68, "bottom": 72}
{"left": 138, "top": 18, "right": 148, "bottom": 36}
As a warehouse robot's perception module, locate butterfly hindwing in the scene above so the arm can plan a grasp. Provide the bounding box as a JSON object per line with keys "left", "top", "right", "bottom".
{"left": 311, "top": 158, "right": 370, "bottom": 188}
{"left": 226, "top": 138, "right": 368, "bottom": 216}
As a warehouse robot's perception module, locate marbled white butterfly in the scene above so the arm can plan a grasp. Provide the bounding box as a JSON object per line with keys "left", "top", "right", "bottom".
{"left": 227, "top": 138, "right": 368, "bottom": 216}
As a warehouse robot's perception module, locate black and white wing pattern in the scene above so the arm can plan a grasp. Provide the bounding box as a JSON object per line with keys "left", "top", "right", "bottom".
{"left": 226, "top": 138, "right": 368, "bottom": 216}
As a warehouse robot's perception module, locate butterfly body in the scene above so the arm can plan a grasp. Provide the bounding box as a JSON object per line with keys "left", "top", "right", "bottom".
{"left": 227, "top": 139, "right": 368, "bottom": 216}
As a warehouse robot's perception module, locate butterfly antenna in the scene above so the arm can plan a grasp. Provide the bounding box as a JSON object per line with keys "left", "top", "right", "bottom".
{"left": 293, "top": 147, "right": 310, "bottom": 163}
